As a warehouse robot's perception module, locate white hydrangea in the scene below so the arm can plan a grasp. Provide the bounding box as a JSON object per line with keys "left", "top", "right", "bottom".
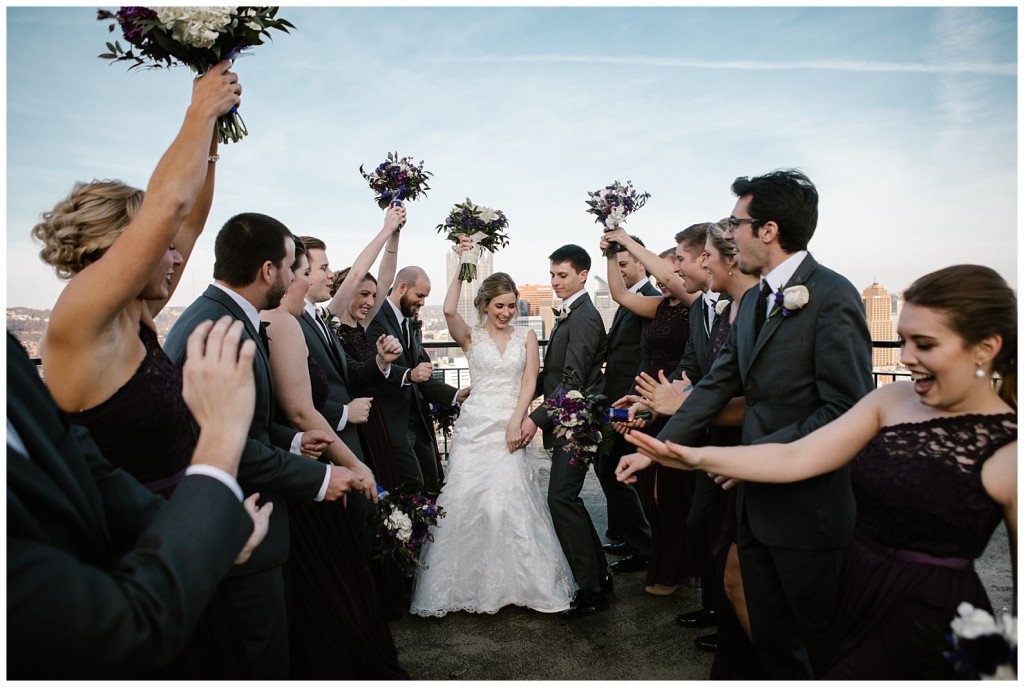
{"left": 157, "top": 7, "right": 234, "bottom": 49}
{"left": 385, "top": 510, "right": 414, "bottom": 542}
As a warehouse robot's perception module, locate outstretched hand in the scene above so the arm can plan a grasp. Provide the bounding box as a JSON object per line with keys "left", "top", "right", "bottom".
{"left": 615, "top": 451, "right": 653, "bottom": 484}
{"left": 635, "top": 370, "right": 690, "bottom": 417}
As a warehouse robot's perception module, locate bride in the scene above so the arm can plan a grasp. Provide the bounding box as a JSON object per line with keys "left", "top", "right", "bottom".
{"left": 409, "top": 240, "right": 577, "bottom": 616}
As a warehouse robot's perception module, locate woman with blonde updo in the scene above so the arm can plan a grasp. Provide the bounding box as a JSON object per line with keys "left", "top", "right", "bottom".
{"left": 34, "top": 62, "right": 253, "bottom": 678}
{"left": 410, "top": 236, "right": 577, "bottom": 617}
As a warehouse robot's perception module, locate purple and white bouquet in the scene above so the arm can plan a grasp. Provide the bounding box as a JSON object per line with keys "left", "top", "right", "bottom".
{"left": 97, "top": 6, "right": 294, "bottom": 144}
{"left": 436, "top": 198, "right": 510, "bottom": 282}
{"left": 543, "top": 372, "right": 614, "bottom": 467}
{"left": 373, "top": 485, "right": 445, "bottom": 572}
{"left": 360, "top": 152, "right": 433, "bottom": 210}
{"left": 944, "top": 602, "right": 1017, "bottom": 680}
{"left": 585, "top": 180, "right": 652, "bottom": 257}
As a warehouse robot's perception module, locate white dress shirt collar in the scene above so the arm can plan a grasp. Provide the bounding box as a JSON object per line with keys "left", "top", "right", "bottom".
{"left": 559, "top": 289, "right": 587, "bottom": 312}
{"left": 386, "top": 297, "right": 406, "bottom": 327}
{"left": 761, "top": 251, "right": 809, "bottom": 294}
{"left": 627, "top": 277, "right": 650, "bottom": 295}
{"left": 211, "top": 282, "right": 261, "bottom": 332}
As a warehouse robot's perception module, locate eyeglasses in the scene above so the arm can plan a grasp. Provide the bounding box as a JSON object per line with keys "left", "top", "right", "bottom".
{"left": 726, "top": 216, "right": 763, "bottom": 230}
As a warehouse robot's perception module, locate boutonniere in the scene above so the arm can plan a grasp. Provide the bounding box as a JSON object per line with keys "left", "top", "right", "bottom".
{"left": 317, "top": 305, "right": 341, "bottom": 332}
{"left": 410, "top": 318, "right": 423, "bottom": 333}
{"left": 767, "top": 284, "right": 810, "bottom": 321}
{"left": 552, "top": 306, "right": 569, "bottom": 325}
{"left": 714, "top": 298, "right": 730, "bottom": 316}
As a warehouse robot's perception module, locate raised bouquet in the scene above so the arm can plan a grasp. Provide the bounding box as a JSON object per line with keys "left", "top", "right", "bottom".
{"left": 97, "top": 6, "right": 294, "bottom": 144}
{"left": 360, "top": 152, "right": 432, "bottom": 210}
{"left": 543, "top": 372, "right": 615, "bottom": 467}
{"left": 944, "top": 602, "right": 1017, "bottom": 680}
{"left": 585, "top": 180, "right": 652, "bottom": 257}
{"left": 373, "top": 485, "right": 445, "bottom": 572}
{"left": 436, "top": 198, "right": 510, "bottom": 282}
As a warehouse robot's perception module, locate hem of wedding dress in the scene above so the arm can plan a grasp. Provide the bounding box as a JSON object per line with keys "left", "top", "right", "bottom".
{"left": 408, "top": 601, "right": 572, "bottom": 618}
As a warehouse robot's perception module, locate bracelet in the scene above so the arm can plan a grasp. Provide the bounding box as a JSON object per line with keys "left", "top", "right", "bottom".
{"left": 207, "top": 155, "right": 219, "bottom": 163}
{"left": 385, "top": 249, "right": 397, "bottom": 254}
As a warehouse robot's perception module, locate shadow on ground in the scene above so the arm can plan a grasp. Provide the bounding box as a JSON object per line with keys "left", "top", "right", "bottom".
{"left": 389, "top": 443, "right": 1013, "bottom": 680}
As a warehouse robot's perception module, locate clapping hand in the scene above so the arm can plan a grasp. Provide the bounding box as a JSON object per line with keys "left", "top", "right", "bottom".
{"left": 299, "top": 430, "right": 334, "bottom": 459}
{"left": 375, "top": 334, "right": 403, "bottom": 365}
{"left": 346, "top": 397, "right": 372, "bottom": 424}
{"left": 635, "top": 370, "right": 691, "bottom": 417}
{"left": 234, "top": 493, "right": 273, "bottom": 565}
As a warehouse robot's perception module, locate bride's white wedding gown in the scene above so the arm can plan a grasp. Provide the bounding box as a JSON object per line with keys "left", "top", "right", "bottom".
{"left": 410, "top": 324, "right": 577, "bottom": 616}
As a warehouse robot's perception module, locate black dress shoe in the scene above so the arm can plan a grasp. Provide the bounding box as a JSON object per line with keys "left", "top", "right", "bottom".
{"left": 602, "top": 541, "right": 633, "bottom": 555}
{"left": 693, "top": 632, "right": 719, "bottom": 652}
{"left": 675, "top": 608, "right": 717, "bottom": 628}
{"left": 561, "top": 590, "right": 608, "bottom": 619}
{"left": 608, "top": 553, "right": 649, "bottom": 573}
{"left": 599, "top": 573, "right": 614, "bottom": 595}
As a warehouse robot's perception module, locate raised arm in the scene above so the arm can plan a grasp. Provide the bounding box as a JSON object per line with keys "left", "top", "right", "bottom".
{"left": 603, "top": 226, "right": 689, "bottom": 301}
{"left": 600, "top": 233, "right": 663, "bottom": 319}
{"left": 49, "top": 62, "right": 240, "bottom": 341}
{"left": 443, "top": 236, "right": 476, "bottom": 350}
{"left": 370, "top": 220, "right": 402, "bottom": 322}
{"left": 325, "top": 205, "right": 405, "bottom": 319}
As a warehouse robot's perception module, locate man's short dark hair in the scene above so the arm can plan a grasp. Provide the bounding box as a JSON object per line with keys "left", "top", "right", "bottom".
{"left": 213, "top": 212, "right": 294, "bottom": 287}
{"left": 549, "top": 244, "right": 591, "bottom": 273}
{"left": 732, "top": 169, "right": 818, "bottom": 252}
{"left": 674, "top": 223, "right": 714, "bottom": 257}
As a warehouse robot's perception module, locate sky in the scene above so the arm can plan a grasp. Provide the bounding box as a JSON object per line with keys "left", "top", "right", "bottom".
{"left": 6, "top": 4, "right": 1019, "bottom": 311}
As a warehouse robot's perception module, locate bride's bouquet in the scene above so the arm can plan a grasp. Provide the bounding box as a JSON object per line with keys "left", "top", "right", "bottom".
{"left": 436, "top": 198, "right": 510, "bottom": 282}
{"left": 373, "top": 485, "right": 445, "bottom": 572}
{"left": 543, "top": 371, "right": 615, "bottom": 467}
{"left": 97, "top": 6, "right": 294, "bottom": 144}
{"left": 585, "top": 180, "right": 652, "bottom": 257}
{"left": 360, "top": 152, "right": 433, "bottom": 209}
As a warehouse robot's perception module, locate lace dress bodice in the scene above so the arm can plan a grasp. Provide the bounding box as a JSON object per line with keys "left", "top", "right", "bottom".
{"left": 460, "top": 324, "right": 527, "bottom": 415}
{"left": 852, "top": 413, "right": 1017, "bottom": 559}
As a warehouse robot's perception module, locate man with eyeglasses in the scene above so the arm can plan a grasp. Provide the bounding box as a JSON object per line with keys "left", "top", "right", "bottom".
{"left": 618, "top": 169, "right": 872, "bottom": 679}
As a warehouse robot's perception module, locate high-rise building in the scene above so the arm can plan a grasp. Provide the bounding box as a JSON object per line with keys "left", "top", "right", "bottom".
{"left": 520, "top": 284, "right": 559, "bottom": 336}
{"left": 592, "top": 277, "right": 617, "bottom": 332}
{"left": 445, "top": 249, "right": 494, "bottom": 326}
{"left": 862, "top": 281, "right": 898, "bottom": 369}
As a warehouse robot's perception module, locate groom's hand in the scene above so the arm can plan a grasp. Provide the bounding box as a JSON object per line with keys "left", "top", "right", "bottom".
{"left": 519, "top": 416, "right": 538, "bottom": 447}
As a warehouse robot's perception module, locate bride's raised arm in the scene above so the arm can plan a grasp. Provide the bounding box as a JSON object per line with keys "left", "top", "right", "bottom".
{"left": 443, "top": 236, "right": 476, "bottom": 350}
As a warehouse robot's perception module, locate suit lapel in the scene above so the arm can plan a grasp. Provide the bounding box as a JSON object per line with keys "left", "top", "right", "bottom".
{"left": 202, "top": 286, "right": 276, "bottom": 403}
{"left": 746, "top": 255, "right": 819, "bottom": 368}
{"left": 302, "top": 311, "right": 346, "bottom": 375}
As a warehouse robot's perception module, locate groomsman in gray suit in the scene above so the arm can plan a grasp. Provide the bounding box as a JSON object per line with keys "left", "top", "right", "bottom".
{"left": 520, "top": 244, "right": 611, "bottom": 619}
{"left": 597, "top": 236, "right": 656, "bottom": 573}
{"left": 165, "top": 213, "right": 363, "bottom": 678}
{"left": 366, "top": 266, "right": 463, "bottom": 492}
{"left": 619, "top": 170, "right": 872, "bottom": 677}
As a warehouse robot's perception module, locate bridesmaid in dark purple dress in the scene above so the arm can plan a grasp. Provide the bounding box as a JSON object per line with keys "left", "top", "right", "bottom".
{"left": 35, "top": 64, "right": 250, "bottom": 678}
{"left": 261, "top": 244, "right": 408, "bottom": 679}
{"left": 622, "top": 264, "right": 1017, "bottom": 681}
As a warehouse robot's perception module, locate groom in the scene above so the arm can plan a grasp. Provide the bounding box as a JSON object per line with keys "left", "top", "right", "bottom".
{"left": 520, "top": 244, "right": 611, "bottom": 619}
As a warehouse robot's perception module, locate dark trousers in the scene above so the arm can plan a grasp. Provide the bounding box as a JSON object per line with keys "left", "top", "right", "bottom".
{"left": 736, "top": 516, "right": 846, "bottom": 679}
{"left": 547, "top": 444, "right": 608, "bottom": 591}
{"left": 594, "top": 433, "right": 651, "bottom": 555}
{"left": 226, "top": 566, "right": 289, "bottom": 679}
{"left": 687, "top": 471, "right": 720, "bottom": 611}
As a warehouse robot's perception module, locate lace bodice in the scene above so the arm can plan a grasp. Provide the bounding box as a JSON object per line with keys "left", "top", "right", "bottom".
{"left": 852, "top": 413, "right": 1017, "bottom": 559}
{"left": 461, "top": 324, "right": 527, "bottom": 410}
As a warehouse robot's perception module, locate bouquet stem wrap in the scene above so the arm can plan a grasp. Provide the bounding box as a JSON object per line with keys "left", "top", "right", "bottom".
{"left": 458, "top": 232, "right": 489, "bottom": 282}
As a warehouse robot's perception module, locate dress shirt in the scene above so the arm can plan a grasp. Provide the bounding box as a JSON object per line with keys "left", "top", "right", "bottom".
{"left": 557, "top": 288, "right": 588, "bottom": 313}
{"left": 759, "top": 251, "right": 809, "bottom": 318}
{"left": 703, "top": 290, "right": 720, "bottom": 335}
{"left": 211, "top": 283, "right": 330, "bottom": 501}
{"left": 627, "top": 277, "right": 650, "bottom": 295}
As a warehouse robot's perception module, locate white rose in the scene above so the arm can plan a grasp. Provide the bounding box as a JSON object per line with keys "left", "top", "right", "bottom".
{"left": 605, "top": 206, "right": 627, "bottom": 229}
{"left": 561, "top": 416, "right": 580, "bottom": 428}
{"left": 715, "top": 299, "right": 729, "bottom": 316}
{"left": 782, "top": 285, "right": 809, "bottom": 310}
{"left": 386, "top": 511, "right": 414, "bottom": 542}
{"left": 476, "top": 206, "right": 499, "bottom": 224}
{"left": 566, "top": 390, "right": 584, "bottom": 400}
{"left": 952, "top": 602, "right": 998, "bottom": 639}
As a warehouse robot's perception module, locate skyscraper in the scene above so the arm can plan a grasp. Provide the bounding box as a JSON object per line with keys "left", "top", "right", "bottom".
{"left": 862, "top": 281, "right": 898, "bottom": 369}
{"left": 520, "top": 284, "right": 558, "bottom": 336}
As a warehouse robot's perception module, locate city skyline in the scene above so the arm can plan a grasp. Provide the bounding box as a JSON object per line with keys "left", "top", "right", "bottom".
{"left": 7, "top": 6, "right": 1017, "bottom": 310}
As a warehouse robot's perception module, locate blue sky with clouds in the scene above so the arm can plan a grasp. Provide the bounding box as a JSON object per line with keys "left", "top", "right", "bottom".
{"left": 6, "top": 5, "right": 1018, "bottom": 310}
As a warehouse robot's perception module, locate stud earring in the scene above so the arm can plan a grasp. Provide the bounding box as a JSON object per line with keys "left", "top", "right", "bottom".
{"left": 975, "top": 365, "right": 987, "bottom": 379}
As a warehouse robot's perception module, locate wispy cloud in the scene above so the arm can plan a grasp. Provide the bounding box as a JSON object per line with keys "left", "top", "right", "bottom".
{"left": 450, "top": 54, "right": 1016, "bottom": 77}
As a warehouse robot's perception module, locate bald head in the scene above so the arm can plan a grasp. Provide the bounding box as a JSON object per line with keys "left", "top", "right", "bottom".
{"left": 391, "top": 265, "right": 431, "bottom": 318}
